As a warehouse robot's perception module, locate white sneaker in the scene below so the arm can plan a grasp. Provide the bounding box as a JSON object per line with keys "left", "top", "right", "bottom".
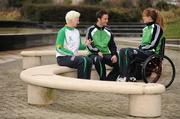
{"left": 116, "top": 76, "right": 126, "bottom": 82}
{"left": 129, "top": 77, "right": 137, "bottom": 82}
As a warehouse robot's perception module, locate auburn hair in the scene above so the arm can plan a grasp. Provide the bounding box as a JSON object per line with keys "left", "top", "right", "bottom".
{"left": 143, "top": 8, "right": 164, "bottom": 29}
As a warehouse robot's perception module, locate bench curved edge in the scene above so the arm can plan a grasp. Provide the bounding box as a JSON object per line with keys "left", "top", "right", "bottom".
{"left": 20, "top": 50, "right": 88, "bottom": 57}
{"left": 21, "top": 50, "right": 55, "bottom": 56}
{"left": 20, "top": 64, "right": 165, "bottom": 95}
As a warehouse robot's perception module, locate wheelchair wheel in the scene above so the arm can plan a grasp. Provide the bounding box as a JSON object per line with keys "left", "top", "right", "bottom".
{"left": 142, "top": 55, "right": 176, "bottom": 88}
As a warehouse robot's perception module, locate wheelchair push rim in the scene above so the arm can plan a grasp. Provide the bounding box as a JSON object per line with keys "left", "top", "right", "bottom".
{"left": 142, "top": 55, "right": 176, "bottom": 88}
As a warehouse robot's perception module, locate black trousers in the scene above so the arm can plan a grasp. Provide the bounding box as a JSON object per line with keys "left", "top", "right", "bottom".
{"left": 118, "top": 48, "right": 154, "bottom": 79}
{"left": 89, "top": 54, "right": 119, "bottom": 81}
{"left": 57, "top": 56, "right": 92, "bottom": 79}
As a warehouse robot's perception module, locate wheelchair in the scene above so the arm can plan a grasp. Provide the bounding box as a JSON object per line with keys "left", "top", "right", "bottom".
{"left": 132, "top": 37, "right": 176, "bottom": 88}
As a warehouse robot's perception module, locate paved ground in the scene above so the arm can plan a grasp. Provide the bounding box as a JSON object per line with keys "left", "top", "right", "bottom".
{"left": 0, "top": 37, "right": 180, "bottom": 119}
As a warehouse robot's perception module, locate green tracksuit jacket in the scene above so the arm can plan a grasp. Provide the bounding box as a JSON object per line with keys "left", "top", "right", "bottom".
{"left": 140, "top": 22, "right": 164, "bottom": 54}
{"left": 56, "top": 26, "right": 86, "bottom": 57}
{"left": 86, "top": 24, "right": 117, "bottom": 56}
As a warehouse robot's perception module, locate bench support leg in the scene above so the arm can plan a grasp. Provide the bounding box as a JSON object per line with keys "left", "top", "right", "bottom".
{"left": 129, "top": 94, "right": 161, "bottom": 117}
{"left": 27, "top": 84, "right": 55, "bottom": 105}
{"left": 23, "top": 56, "right": 41, "bottom": 69}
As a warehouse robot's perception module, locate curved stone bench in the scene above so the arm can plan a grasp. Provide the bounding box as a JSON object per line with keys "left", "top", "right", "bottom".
{"left": 21, "top": 50, "right": 87, "bottom": 69}
{"left": 20, "top": 64, "right": 165, "bottom": 117}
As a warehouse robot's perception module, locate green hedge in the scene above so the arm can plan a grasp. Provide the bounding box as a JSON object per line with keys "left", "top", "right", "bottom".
{"left": 21, "top": 4, "right": 141, "bottom": 22}
{"left": 109, "top": 8, "right": 141, "bottom": 22}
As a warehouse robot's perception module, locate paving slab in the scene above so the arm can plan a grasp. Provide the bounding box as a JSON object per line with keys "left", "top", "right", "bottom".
{"left": 0, "top": 37, "right": 179, "bottom": 119}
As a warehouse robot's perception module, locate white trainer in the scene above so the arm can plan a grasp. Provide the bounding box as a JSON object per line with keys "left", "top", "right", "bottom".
{"left": 116, "top": 76, "right": 126, "bottom": 82}
{"left": 129, "top": 77, "right": 137, "bottom": 82}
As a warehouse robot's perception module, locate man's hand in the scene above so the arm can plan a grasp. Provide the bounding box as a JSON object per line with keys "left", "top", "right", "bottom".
{"left": 98, "top": 52, "right": 103, "bottom": 57}
{"left": 111, "top": 55, "right": 117, "bottom": 63}
{"left": 84, "top": 39, "right": 93, "bottom": 46}
{"left": 75, "top": 51, "right": 87, "bottom": 56}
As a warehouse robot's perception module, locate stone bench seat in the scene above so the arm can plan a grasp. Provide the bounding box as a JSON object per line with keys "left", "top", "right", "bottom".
{"left": 20, "top": 50, "right": 87, "bottom": 69}
{"left": 20, "top": 64, "right": 165, "bottom": 117}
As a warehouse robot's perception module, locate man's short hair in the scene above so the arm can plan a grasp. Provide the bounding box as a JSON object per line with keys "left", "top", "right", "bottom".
{"left": 65, "top": 10, "right": 80, "bottom": 23}
{"left": 96, "top": 10, "right": 108, "bottom": 19}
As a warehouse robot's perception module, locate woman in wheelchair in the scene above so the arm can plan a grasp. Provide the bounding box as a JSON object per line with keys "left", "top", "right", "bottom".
{"left": 117, "top": 8, "right": 164, "bottom": 82}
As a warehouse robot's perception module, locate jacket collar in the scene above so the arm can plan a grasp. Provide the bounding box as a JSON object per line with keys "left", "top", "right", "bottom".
{"left": 146, "top": 21, "right": 155, "bottom": 26}
{"left": 94, "top": 24, "right": 105, "bottom": 30}
{"left": 65, "top": 25, "right": 75, "bottom": 30}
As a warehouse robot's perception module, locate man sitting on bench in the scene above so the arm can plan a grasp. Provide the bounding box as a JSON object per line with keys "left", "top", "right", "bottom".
{"left": 86, "top": 10, "right": 119, "bottom": 81}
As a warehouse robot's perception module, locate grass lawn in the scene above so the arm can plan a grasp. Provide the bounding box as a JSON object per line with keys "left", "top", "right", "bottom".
{"left": 165, "top": 20, "right": 180, "bottom": 39}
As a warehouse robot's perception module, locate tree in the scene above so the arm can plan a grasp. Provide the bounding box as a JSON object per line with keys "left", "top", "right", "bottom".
{"left": 8, "top": 0, "right": 24, "bottom": 7}
{"left": 23, "top": 0, "right": 52, "bottom": 4}
{"left": 156, "top": 1, "right": 169, "bottom": 11}
{"left": 121, "top": 0, "right": 135, "bottom": 8}
{"left": 0, "top": 0, "right": 9, "bottom": 9}
{"left": 137, "top": 0, "right": 153, "bottom": 10}
{"left": 83, "top": 0, "right": 102, "bottom": 5}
